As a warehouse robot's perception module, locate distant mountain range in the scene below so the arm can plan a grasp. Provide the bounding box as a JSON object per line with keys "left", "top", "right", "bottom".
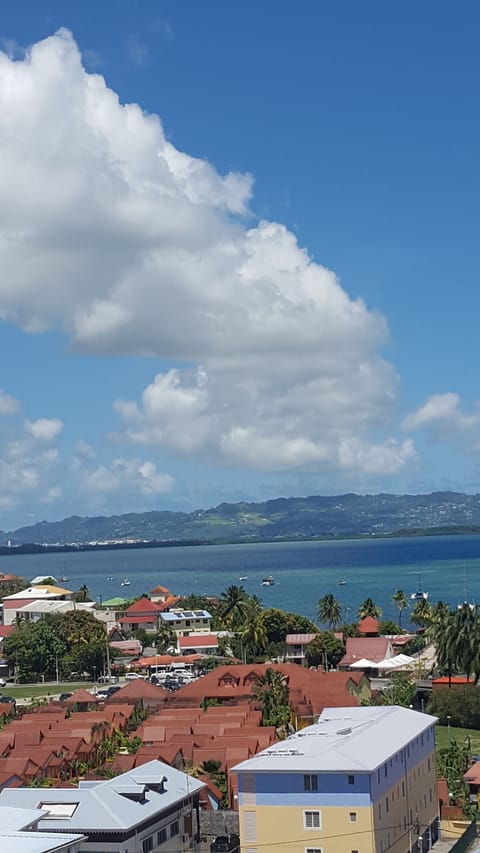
{"left": 3, "top": 491, "right": 480, "bottom": 548}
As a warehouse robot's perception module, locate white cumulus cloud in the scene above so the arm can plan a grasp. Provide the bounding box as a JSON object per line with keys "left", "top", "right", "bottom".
{"left": 0, "top": 30, "right": 413, "bottom": 481}
{"left": 25, "top": 418, "right": 64, "bottom": 442}
{"left": 0, "top": 390, "right": 20, "bottom": 415}
{"left": 79, "top": 457, "right": 174, "bottom": 496}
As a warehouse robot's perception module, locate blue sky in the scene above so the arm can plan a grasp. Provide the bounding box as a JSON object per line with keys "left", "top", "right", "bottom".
{"left": 1, "top": 1, "right": 480, "bottom": 529}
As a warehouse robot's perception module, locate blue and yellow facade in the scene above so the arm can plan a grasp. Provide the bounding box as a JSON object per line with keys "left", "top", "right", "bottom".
{"left": 234, "top": 706, "right": 439, "bottom": 853}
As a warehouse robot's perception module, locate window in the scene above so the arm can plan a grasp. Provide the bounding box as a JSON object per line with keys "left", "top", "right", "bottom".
{"left": 384, "top": 764, "right": 388, "bottom": 777}
{"left": 386, "top": 796, "right": 389, "bottom": 813}
{"left": 377, "top": 769, "right": 381, "bottom": 783}
{"left": 429, "top": 788, "right": 432, "bottom": 803}
{"left": 348, "top": 775, "right": 355, "bottom": 785}
{"left": 305, "top": 849, "right": 322, "bottom": 853}
{"left": 304, "top": 811, "right": 321, "bottom": 829}
{"left": 142, "top": 837, "right": 153, "bottom": 853}
{"left": 428, "top": 758, "right": 431, "bottom": 772}
{"left": 170, "top": 821, "right": 179, "bottom": 838}
{"left": 378, "top": 803, "right": 382, "bottom": 819}
{"left": 304, "top": 774, "right": 318, "bottom": 791}
{"left": 157, "top": 828, "right": 167, "bottom": 845}
{"left": 349, "top": 812, "right": 357, "bottom": 822}
{"left": 402, "top": 781, "right": 405, "bottom": 797}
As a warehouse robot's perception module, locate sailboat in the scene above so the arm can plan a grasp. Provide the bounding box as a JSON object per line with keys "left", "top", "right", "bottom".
{"left": 409, "top": 572, "right": 428, "bottom": 601}
{"left": 121, "top": 578, "right": 130, "bottom": 587}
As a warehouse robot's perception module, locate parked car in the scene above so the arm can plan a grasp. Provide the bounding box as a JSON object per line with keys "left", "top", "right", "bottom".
{"left": 106, "top": 685, "right": 122, "bottom": 695}
{"left": 0, "top": 678, "right": 6, "bottom": 688}
{"left": 210, "top": 834, "right": 240, "bottom": 853}
{"left": 59, "top": 692, "right": 73, "bottom": 701}
{"left": 0, "top": 695, "right": 15, "bottom": 706}
{"left": 125, "top": 672, "right": 145, "bottom": 681}
{"left": 97, "top": 675, "right": 119, "bottom": 683}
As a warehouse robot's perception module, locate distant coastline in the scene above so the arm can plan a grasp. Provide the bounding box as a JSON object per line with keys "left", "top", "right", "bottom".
{"left": 2, "top": 523, "right": 480, "bottom": 558}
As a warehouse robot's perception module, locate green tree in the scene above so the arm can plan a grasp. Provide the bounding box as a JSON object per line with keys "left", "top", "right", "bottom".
{"left": 252, "top": 668, "right": 290, "bottom": 730}
{"left": 4, "top": 617, "right": 66, "bottom": 682}
{"left": 240, "top": 598, "right": 267, "bottom": 662}
{"left": 358, "top": 598, "right": 382, "bottom": 620}
{"left": 155, "top": 623, "right": 177, "bottom": 654}
{"left": 378, "top": 620, "right": 402, "bottom": 636}
{"left": 317, "top": 594, "right": 343, "bottom": 629}
{"left": 370, "top": 673, "right": 416, "bottom": 707}
{"left": 392, "top": 589, "right": 409, "bottom": 629}
{"left": 410, "top": 598, "right": 432, "bottom": 628}
{"left": 218, "top": 585, "right": 248, "bottom": 629}
{"left": 304, "top": 632, "right": 345, "bottom": 669}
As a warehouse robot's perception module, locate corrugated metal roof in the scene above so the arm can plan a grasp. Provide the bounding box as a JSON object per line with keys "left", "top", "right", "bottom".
{"left": 0, "top": 759, "right": 204, "bottom": 832}
{"left": 233, "top": 705, "right": 437, "bottom": 773}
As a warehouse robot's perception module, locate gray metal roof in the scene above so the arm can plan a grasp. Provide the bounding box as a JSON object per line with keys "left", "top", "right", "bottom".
{"left": 0, "top": 809, "right": 84, "bottom": 853}
{"left": 233, "top": 705, "right": 437, "bottom": 774}
{"left": 0, "top": 760, "right": 205, "bottom": 833}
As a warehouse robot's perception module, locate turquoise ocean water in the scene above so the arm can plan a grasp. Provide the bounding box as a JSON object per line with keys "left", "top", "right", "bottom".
{"left": 0, "top": 534, "right": 479, "bottom": 625}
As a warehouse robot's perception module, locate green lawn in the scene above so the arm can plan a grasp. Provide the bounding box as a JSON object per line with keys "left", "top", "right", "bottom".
{"left": 436, "top": 724, "right": 480, "bottom": 753}
{"left": 3, "top": 682, "right": 95, "bottom": 700}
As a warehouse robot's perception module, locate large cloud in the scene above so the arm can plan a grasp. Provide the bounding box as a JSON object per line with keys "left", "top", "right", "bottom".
{"left": 0, "top": 30, "right": 413, "bottom": 477}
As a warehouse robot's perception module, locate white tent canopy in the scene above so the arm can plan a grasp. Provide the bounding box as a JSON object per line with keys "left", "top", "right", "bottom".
{"left": 376, "top": 654, "right": 415, "bottom": 670}
{"left": 349, "top": 658, "right": 379, "bottom": 669}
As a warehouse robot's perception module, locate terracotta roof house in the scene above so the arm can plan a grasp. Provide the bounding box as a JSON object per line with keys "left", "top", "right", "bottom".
{"left": 164, "top": 662, "right": 370, "bottom": 723}
{"left": 64, "top": 689, "right": 99, "bottom": 710}
{"left": 358, "top": 616, "right": 380, "bottom": 636}
{"left": 178, "top": 634, "right": 219, "bottom": 655}
{"left": 118, "top": 596, "right": 164, "bottom": 633}
{"left": 150, "top": 585, "right": 180, "bottom": 608}
{"left": 338, "top": 636, "right": 393, "bottom": 668}
{"left": 432, "top": 676, "right": 474, "bottom": 689}
{"left": 106, "top": 678, "right": 169, "bottom": 709}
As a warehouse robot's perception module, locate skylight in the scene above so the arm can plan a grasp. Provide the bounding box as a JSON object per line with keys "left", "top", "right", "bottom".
{"left": 38, "top": 802, "right": 79, "bottom": 819}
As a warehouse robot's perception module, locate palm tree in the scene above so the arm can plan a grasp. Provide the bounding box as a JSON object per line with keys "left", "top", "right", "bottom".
{"left": 218, "top": 585, "right": 248, "bottom": 629}
{"left": 410, "top": 598, "right": 432, "bottom": 628}
{"left": 392, "top": 589, "right": 409, "bottom": 629}
{"left": 358, "top": 598, "right": 383, "bottom": 620}
{"left": 252, "top": 668, "right": 290, "bottom": 729}
{"left": 240, "top": 598, "right": 267, "bottom": 661}
{"left": 317, "top": 594, "right": 342, "bottom": 629}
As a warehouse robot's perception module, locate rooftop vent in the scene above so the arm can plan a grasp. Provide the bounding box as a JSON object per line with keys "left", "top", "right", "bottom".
{"left": 337, "top": 727, "right": 352, "bottom": 735}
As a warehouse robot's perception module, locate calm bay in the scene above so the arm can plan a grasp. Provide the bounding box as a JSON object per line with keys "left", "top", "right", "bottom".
{"left": 0, "top": 533, "right": 479, "bottom": 625}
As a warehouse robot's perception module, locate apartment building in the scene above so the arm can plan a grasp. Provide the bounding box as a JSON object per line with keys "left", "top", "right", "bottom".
{"left": 233, "top": 705, "right": 438, "bottom": 853}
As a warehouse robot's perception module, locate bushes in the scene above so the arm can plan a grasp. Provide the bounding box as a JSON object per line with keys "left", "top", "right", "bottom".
{"left": 428, "top": 685, "right": 480, "bottom": 728}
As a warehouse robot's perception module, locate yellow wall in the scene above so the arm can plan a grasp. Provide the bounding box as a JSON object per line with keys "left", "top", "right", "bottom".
{"left": 241, "top": 804, "right": 375, "bottom": 853}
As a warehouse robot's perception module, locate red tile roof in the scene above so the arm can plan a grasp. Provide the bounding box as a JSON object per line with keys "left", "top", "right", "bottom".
{"left": 150, "top": 585, "right": 172, "bottom": 595}
{"left": 64, "top": 689, "right": 99, "bottom": 705}
{"left": 358, "top": 616, "right": 380, "bottom": 634}
{"left": 178, "top": 634, "right": 218, "bottom": 649}
{"left": 339, "top": 637, "right": 391, "bottom": 666}
{"left": 125, "top": 596, "right": 164, "bottom": 614}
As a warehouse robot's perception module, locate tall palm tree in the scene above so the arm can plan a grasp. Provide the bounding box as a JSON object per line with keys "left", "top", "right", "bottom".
{"left": 392, "top": 589, "right": 409, "bottom": 629}
{"left": 240, "top": 598, "right": 267, "bottom": 661}
{"left": 218, "top": 585, "right": 248, "bottom": 629}
{"left": 317, "top": 594, "right": 343, "bottom": 629}
{"left": 357, "top": 598, "right": 382, "bottom": 620}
